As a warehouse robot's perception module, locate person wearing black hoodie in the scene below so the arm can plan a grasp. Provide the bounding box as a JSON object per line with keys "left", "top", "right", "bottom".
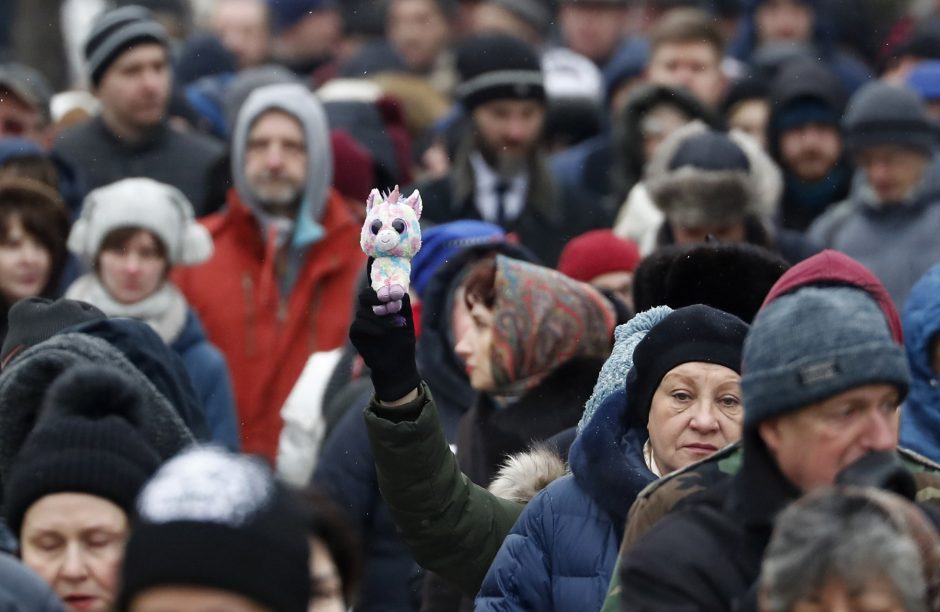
{"left": 767, "top": 59, "right": 852, "bottom": 231}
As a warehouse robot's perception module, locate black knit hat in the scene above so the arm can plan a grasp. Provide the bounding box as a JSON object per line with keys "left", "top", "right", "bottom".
{"left": 625, "top": 304, "right": 749, "bottom": 428}
{"left": 119, "top": 447, "right": 310, "bottom": 612}
{"left": 843, "top": 81, "right": 935, "bottom": 156}
{"left": 3, "top": 366, "right": 162, "bottom": 536}
{"left": 1, "top": 298, "right": 106, "bottom": 368}
{"left": 455, "top": 34, "right": 545, "bottom": 110}
{"left": 84, "top": 5, "right": 169, "bottom": 86}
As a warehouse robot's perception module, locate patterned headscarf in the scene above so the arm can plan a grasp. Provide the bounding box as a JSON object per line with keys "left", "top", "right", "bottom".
{"left": 489, "top": 255, "right": 616, "bottom": 396}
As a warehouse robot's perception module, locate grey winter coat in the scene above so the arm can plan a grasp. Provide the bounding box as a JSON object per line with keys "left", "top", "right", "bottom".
{"left": 808, "top": 154, "right": 940, "bottom": 308}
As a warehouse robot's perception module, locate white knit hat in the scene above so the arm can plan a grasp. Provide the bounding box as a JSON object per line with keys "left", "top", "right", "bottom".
{"left": 69, "top": 178, "right": 213, "bottom": 266}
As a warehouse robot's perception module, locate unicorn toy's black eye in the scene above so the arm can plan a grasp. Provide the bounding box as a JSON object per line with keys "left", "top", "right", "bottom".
{"left": 392, "top": 219, "right": 406, "bottom": 234}
{"left": 370, "top": 219, "right": 383, "bottom": 235}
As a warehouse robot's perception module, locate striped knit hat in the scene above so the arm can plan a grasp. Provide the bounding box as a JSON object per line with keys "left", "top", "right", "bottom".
{"left": 84, "top": 5, "right": 169, "bottom": 86}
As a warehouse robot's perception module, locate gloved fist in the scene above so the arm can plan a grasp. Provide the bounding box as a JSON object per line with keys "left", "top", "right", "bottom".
{"left": 349, "top": 261, "right": 421, "bottom": 402}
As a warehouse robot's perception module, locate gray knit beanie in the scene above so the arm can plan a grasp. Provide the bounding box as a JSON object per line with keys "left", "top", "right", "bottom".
{"left": 84, "top": 5, "right": 169, "bottom": 86}
{"left": 742, "top": 286, "right": 910, "bottom": 430}
{"left": 843, "top": 81, "right": 935, "bottom": 156}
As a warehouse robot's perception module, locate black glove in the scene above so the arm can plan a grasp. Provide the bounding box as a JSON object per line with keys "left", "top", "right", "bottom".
{"left": 348, "top": 266, "right": 421, "bottom": 402}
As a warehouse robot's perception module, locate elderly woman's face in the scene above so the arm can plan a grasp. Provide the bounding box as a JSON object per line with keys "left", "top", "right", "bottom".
{"left": 454, "top": 301, "right": 495, "bottom": 392}
{"left": 647, "top": 362, "right": 743, "bottom": 474}
{"left": 20, "top": 492, "right": 128, "bottom": 612}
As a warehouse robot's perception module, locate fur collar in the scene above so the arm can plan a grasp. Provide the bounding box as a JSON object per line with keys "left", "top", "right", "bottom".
{"left": 488, "top": 444, "right": 568, "bottom": 503}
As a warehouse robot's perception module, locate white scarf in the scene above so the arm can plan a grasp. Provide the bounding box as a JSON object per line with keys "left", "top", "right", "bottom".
{"left": 66, "top": 274, "right": 188, "bottom": 344}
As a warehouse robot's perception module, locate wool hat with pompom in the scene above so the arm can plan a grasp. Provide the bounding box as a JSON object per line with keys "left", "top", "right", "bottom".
{"left": 119, "top": 447, "right": 310, "bottom": 612}
{"left": 3, "top": 365, "right": 163, "bottom": 536}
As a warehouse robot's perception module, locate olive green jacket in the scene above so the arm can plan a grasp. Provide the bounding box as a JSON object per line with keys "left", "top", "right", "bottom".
{"left": 363, "top": 383, "right": 525, "bottom": 595}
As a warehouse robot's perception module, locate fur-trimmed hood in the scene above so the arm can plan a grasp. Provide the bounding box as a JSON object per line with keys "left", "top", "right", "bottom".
{"left": 487, "top": 444, "right": 568, "bottom": 504}
{"left": 645, "top": 121, "right": 782, "bottom": 229}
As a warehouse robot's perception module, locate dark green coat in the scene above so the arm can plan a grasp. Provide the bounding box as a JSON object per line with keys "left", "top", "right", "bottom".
{"left": 364, "top": 384, "right": 524, "bottom": 595}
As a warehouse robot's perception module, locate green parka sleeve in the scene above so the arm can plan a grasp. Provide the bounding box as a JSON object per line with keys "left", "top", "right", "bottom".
{"left": 363, "top": 383, "right": 524, "bottom": 595}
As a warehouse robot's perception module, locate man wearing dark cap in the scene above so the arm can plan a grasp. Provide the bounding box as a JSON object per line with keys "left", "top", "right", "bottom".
{"left": 53, "top": 5, "right": 224, "bottom": 214}
{"left": 267, "top": 0, "right": 342, "bottom": 76}
{"left": 0, "top": 62, "right": 53, "bottom": 147}
{"left": 418, "top": 34, "right": 610, "bottom": 264}
{"left": 767, "top": 59, "right": 851, "bottom": 231}
{"left": 808, "top": 81, "right": 940, "bottom": 308}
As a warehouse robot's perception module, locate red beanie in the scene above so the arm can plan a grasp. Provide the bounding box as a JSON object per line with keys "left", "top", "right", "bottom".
{"left": 557, "top": 229, "right": 641, "bottom": 282}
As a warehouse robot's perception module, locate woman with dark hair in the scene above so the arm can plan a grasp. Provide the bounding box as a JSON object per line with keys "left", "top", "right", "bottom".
{"left": 0, "top": 177, "right": 70, "bottom": 343}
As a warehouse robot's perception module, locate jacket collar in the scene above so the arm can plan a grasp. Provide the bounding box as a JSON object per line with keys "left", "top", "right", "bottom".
{"left": 451, "top": 137, "right": 564, "bottom": 226}
{"left": 728, "top": 429, "right": 801, "bottom": 527}
{"left": 569, "top": 387, "right": 657, "bottom": 526}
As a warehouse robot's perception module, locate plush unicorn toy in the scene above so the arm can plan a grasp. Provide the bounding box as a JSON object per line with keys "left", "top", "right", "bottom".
{"left": 360, "top": 186, "right": 423, "bottom": 315}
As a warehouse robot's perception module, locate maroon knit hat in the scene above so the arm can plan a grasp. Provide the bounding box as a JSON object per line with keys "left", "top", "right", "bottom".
{"left": 557, "top": 229, "right": 641, "bottom": 282}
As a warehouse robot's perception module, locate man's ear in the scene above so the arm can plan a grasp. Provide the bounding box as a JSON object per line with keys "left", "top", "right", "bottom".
{"left": 758, "top": 419, "right": 782, "bottom": 456}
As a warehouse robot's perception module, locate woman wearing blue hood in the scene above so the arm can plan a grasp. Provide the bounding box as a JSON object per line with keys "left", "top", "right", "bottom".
{"left": 476, "top": 304, "right": 749, "bottom": 611}
{"left": 899, "top": 264, "right": 940, "bottom": 464}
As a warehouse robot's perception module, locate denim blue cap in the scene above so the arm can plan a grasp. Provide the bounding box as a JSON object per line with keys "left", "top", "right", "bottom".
{"left": 742, "top": 286, "right": 910, "bottom": 430}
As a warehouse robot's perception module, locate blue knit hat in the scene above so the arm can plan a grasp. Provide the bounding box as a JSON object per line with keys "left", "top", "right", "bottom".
{"left": 742, "top": 286, "right": 910, "bottom": 430}
{"left": 410, "top": 220, "right": 505, "bottom": 299}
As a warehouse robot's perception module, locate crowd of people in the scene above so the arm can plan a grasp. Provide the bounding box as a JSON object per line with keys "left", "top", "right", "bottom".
{"left": 1, "top": 0, "right": 940, "bottom": 610}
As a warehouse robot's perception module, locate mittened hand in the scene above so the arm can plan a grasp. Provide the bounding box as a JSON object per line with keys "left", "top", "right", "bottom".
{"left": 349, "top": 262, "right": 421, "bottom": 402}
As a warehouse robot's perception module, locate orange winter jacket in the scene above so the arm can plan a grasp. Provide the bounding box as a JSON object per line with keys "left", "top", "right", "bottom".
{"left": 174, "top": 187, "right": 364, "bottom": 461}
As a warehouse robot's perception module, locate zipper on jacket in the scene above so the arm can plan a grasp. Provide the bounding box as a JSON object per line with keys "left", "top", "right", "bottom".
{"left": 307, "top": 283, "right": 322, "bottom": 352}
{"left": 242, "top": 273, "right": 257, "bottom": 356}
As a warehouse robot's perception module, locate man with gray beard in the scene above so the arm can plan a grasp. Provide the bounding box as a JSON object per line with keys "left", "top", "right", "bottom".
{"left": 174, "top": 82, "right": 364, "bottom": 461}
{"left": 416, "top": 34, "right": 612, "bottom": 265}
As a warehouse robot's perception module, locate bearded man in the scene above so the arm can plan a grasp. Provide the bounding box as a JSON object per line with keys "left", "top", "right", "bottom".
{"left": 173, "top": 83, "right": 363, "bottom": 461}
{"left": 416, "top": 34, "right": 610, "bottom": 264}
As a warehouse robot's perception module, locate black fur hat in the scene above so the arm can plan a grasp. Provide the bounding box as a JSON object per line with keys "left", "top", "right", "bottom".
{"left": 633, "top": 242, "right": 789, "bottom": 323}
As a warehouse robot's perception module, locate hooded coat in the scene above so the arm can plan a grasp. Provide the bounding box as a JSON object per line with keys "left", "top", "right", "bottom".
{"left": 808, "top": 154, "right": 940, "bottom": 308}
{"left": 767, "top": 60, "right": 852, "bottom": 231}
{"left": 174, "top": 84, "right": 364, "bottom": 460}
{"left": 900, "top": 265, "right": 940, "bottom": 463}
{"left": 475, "top": 308, "right": 672, "bottom": 612}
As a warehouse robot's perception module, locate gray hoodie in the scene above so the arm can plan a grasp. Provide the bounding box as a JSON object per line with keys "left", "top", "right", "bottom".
{"left": 230, "top": 83, "right": 333, "bottom": 250}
